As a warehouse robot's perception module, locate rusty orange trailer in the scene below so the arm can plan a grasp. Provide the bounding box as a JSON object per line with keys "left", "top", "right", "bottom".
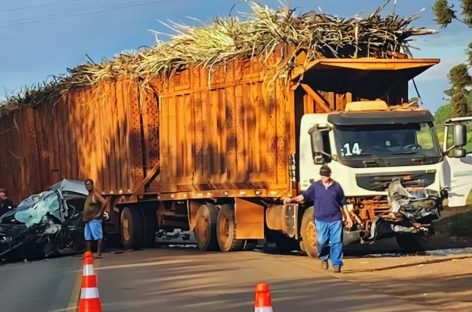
{"left": 0, "top": 51, "right": 441, "bottom": 252}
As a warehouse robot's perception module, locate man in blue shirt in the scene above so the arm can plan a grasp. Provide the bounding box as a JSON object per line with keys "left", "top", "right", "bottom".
{"left": 283, "top": 165, "right": 352, "bottom": 272}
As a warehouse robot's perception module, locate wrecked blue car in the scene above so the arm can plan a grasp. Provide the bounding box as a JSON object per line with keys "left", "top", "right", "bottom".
{"left": 0, "top": 180, "right": 87, "bottom": 260}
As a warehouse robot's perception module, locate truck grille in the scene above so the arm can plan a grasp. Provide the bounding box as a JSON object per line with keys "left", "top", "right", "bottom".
{"left": 356, "top": 170, "right": 436, "bottom": 192}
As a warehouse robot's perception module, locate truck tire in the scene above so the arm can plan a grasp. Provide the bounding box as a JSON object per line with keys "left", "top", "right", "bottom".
{"left": 270, "top": 230, "right": 299, "bottom": 254}
{"left": 216, "top": 205, "right": 244, "bottom": 252}
{"left": 141, "top": 207, "right": 157, "bottom": 247}
{"left": 300, "top": 207, "right": 318, "bottom": 258}
{"left": 121, "top": 207, "right": 144, "bottom": 250}
{"left": 194, "top": 204, "right": 219, "bottom": 251}
{"left": 396, "top": 234, "right": 427, "bottom": 253}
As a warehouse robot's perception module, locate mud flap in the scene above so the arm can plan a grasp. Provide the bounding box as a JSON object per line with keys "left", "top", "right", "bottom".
{"left": 234, "top": 198, "right": 265, "bottom": 240}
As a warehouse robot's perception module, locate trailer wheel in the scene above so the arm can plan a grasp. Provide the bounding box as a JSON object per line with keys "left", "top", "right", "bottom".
{"left": 396, "top": 234, "right": 427, "bottom": 253}
{"left": 194, "top": 204, "right": 219, "bottom": 251}
{"left": 121, "top": 207, "right": 144, "bottom": 250}
{"left": 300, "top": 207, "right": 318, "bottom": 258}
{"left": 217, "top": 205, "right": 244, "bottom": 252}
{"left": 141, "top": 207, "right": 157, "bottom": 247}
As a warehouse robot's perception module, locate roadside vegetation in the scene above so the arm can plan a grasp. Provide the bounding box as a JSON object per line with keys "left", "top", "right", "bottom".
{"left": 433, "top": 0, "right": 472, "bottom": 118}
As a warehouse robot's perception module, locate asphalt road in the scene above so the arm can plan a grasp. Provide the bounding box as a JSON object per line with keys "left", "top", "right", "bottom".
{"left": 0, "top": 256, "right": 82, "bottom": 312}
{"left": 1, "top": 246, "right": 440, "bottom": 312}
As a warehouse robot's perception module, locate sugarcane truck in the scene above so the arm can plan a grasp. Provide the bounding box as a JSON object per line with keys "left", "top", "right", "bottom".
{"left": 112, "top": 56, "right": 471, "bottom": 255}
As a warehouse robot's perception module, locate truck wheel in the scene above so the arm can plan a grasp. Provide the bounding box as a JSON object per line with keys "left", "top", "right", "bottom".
{"left": 300, "top": 207, "right": 318, "bottom": 258}
{"left": 271, "top": 231, "right": 299, "bottom": 254}
{"left": 217, "top": 205, "right": 244, "bottom": 252}
{"left": 141, "top": 207, "right": 157, "bottom": 247}
{"left": 194, "top": 204, "right": 219, "bottom": 251}
{"left": 396, "top": 234, "right": 427, "bottom": 253}
{"left": 121, "top": 207, "right": 144, "bottom": 250}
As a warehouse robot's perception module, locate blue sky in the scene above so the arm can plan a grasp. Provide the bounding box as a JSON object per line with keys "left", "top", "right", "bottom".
{"left": 0, "top": 0, "right": 469, "bottom": 113}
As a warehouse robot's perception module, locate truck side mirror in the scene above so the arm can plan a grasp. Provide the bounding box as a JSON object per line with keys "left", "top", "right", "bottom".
{"left": 308, "top": 125, "right": 330, "bottom": 164}
{"left": 454, "top": 124, "right": 467, "bottom": 147}
{"left": 453, "top": 148, "right": 466, "bottom": 158}
{"left": 444, "top": 123, "right": 468, "bottom": 158}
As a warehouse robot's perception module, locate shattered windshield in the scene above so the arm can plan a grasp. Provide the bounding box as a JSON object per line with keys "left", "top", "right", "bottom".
{"left": 14, "top": 191, "right": 61, "bottom": 227}
{"left": 334, "top": 122, "right": 442, "bottom": 167}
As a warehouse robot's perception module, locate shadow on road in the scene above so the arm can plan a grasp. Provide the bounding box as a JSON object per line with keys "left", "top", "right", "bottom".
{"left": 95, "top": 249, "right": 432, "bottom": 312}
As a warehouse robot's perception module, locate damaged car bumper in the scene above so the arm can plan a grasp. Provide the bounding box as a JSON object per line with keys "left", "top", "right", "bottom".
{"left": 364, "top": 179, "right": 442, "bottom": 242}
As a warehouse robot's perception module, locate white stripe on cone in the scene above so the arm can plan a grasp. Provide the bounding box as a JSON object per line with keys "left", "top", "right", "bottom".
{"left": 83, "top": 264, "right": 95, "bottom": 276}
{"left": 80, "top": 287, "right": 100, "bottom": 299}
{"left": 255, "top": 307, "right": 273, "bottom": 312}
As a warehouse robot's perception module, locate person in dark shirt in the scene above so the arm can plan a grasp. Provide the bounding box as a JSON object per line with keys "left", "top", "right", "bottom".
{"left": 283, "top": 165, "right": 352, "bottom": 273}
{"left": 0, "top": 188, "right": 14, "bottom": 217}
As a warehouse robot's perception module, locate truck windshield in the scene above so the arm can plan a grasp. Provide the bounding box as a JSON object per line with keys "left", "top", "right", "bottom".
{"left": 333, "top": 122, "right": 441, "bottom": 167}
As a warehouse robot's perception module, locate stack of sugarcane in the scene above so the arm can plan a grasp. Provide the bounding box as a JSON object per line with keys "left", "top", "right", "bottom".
{"left": 1, "top": 0, "right": 435, "bottom": 115}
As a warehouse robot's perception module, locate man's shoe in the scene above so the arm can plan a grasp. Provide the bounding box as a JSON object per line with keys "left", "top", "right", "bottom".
{"left": 321, "top": 260, "right": 329, "bottom": 270}
{"left": 332, "top": 266, "right": 341, "bottom": 273}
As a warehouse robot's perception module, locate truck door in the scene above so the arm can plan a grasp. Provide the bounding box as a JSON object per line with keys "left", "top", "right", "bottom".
{"left": 443, "top": 118, "right": 472, "bottom": 207}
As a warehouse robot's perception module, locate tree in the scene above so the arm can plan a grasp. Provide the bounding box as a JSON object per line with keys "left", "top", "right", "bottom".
{"left": 433, "top": 0, "right": 457, "bottom": 26}
{"left": 434, "top": 92, "right": 472, "bottom": 126}
{"left": 468, "top": 42, "right": 472, "bottom": 64}
{"left": 434, "top": 103, "right": 453, "bottom": 125}
{"left": 446, "top": 64, "right": 471, "bottom": 116}
{"left": 433, "top": 0, "right": 472, "bottom": 27}
{"left": 433, "top": 0, "right": 472, "bottom": 117}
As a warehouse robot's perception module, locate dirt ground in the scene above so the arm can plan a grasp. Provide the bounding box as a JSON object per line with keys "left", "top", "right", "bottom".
{"left": 340, "top": 253, "right": 472, "bottom": 311}
{"left": 337, "top": 207, "right": 472, "bottom": 311}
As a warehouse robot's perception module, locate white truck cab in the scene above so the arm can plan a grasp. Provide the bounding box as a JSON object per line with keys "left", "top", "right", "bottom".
{"left": 297, "top": 100, "right": 471, "bottom": 253}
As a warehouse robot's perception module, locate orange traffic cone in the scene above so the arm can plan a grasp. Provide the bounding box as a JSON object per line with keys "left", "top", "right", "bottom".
{"left": 254, "top": 282, "right": 273, "bottom": 312}
{"left": 78, "top": 252, "right": 102, "bottom": 312}
{"left": 83, "top": 250, "right": 93, "bottom": 260}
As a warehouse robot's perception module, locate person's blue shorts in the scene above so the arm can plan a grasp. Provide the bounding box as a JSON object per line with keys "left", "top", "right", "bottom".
{"left": 84, "top": 219, "right": 103, "bottom": 240}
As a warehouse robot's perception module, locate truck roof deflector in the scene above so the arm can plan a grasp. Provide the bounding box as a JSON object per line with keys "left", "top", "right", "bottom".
{"left": 291, "top": 58, "right": 440, "bottom": 82}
